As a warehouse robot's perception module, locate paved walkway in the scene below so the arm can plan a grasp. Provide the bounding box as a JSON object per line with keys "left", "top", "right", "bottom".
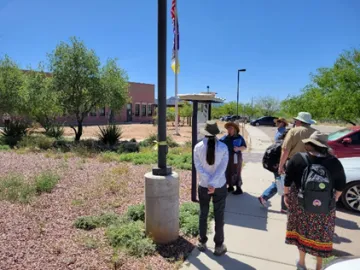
{"left": 182, "top": 125, "right": 360, "bottom": 270}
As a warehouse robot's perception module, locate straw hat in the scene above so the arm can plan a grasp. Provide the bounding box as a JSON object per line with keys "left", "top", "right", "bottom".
{"left": 294, "top": 112, "right": 316, "bottom": 125}
{"left": 224, "top": 122, "right": 240, "bottom": 134}
{"left": 200, "top": 120, "right": 220, "bottom": 137}
{"left": 274, "top": 117, "right": 288, "bottom": 126}
{"left": 302, "top": 131, "right": 328, "bottom": 148}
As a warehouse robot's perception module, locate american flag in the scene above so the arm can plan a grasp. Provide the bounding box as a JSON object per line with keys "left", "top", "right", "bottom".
{"left": 171, "top": 0, "right": 180, "bottom": 74}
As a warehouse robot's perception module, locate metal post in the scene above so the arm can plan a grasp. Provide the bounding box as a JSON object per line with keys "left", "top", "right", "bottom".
{"left": 208, "top": 103, "right": 212, "bottom": 121}
{"left": 153, "top": 0, "right": 171, "bottom": 176}
{"left": 191, "top": 101, "right": 198, "bottom": 202}
{"left": 174, "top": 2, "right": 179, "bottom": 136}
{"left": 236, "top": 71, "right": 240, "bottom": 118}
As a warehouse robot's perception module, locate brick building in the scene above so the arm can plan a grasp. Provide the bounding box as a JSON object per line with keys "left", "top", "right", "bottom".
{"left": 59, "top": 82, "right": 155, "bottom": 125}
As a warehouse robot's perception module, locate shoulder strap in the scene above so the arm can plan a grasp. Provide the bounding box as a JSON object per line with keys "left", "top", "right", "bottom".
{"left": 299, "top": 153, "right": 311, "bottom": 191}
{"left": 299, "top": 152, "right": 310, "bottom": 166}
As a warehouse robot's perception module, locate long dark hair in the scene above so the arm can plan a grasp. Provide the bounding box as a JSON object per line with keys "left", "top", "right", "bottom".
{"left": 206, "top": 136, "right": 216, "bottom": 165}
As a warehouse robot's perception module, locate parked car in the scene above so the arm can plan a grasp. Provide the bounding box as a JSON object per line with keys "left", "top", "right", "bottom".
{"left": 339, "top": 157, "right": 360, "bottom": 213}
{"left": 327, "top": 126, "right": 360, "bottom": 158}
{"left": 250, "top": 116, "right": 278, "bottom": 126}
{"left": 324, "top": 256, "right": 360, "bottom": 269}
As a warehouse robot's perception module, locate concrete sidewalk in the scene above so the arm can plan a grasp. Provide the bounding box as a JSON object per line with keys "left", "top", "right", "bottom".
{"left": 182, "top": 125, "right": 360, "bottom": 270}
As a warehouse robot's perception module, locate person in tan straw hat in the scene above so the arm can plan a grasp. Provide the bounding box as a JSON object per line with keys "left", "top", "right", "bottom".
{"left": 194, "top": 120, "right": 228, "bottom": 256}
{"left": 274, "top": 117, "right": 288, "bottom": 141}
{"left": 220, "top": 122, "right": 247, "bottom": 195}
{"left": 283, "top": 131, "right": 346, "bottom": 270}
{"left": 278, "top": 112, "right": 317, "bottom": 175}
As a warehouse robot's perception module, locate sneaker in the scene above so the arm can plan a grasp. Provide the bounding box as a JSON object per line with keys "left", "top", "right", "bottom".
{"left": 227, "top": 186, "right": 234, "bottom": 192}
{"left": 197, "top": 242, "right": 207, "bottom": 252}
{"left": 258, "top": 196, "right": 268, "bottom": 207}
{"left": 232, "top": 187, "right": 243, "bottom": 195}
{"left": 296, "top": 260, "right": 307, "bottom": 270}
{"left": 281, "top": 209, "right": 288, "bottom": 214}
{"left": 214, "top": 244, "right": 227, "bottom": 256}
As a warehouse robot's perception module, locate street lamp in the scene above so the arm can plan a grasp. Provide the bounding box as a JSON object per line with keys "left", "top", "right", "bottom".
{"left": 207, "top": 85, "right": 210, "bottom": 93}
{"left": 237, "top": 69, "right": 246, "bottom": 118}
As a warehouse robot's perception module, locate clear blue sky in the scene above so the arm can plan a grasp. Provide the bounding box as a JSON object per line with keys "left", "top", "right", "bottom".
{"left": 0, "top": 0, "right": 359, "bottom": 103}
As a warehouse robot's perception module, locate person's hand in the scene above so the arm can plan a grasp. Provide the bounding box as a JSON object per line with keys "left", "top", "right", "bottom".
{"left": 284, "top": 195, "right": 290, "bottom": 208}
{"left": 208, "top": 186, "right": 215, "bottom": 194}
{"left": 278, "top": 165, "right": 285, "bottom": 175}
{"left": 233, "top": 146, "right": 241, "bottom": 152}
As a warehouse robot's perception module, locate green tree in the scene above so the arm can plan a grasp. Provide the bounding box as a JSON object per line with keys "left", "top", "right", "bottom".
{"left": 254, "top": 96, "right": 280, "bottom": 116}
{"left": 49, "top": 37, "right": 129, "bottom": 141}
{"left": 0, "top": 56, "right": 26, "bottom": 115}
{"left": 23, "top": 66, "right": 62, "bottom": 131}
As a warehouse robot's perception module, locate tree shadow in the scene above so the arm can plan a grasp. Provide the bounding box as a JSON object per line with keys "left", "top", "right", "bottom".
{"left": 335, "top": 217, "right": 360, "bottom": 230}
{"left": 183, "top": 248, "right": 256, "bottom": 270}
{"left": 225, "top": 192, "right": 268, "bottom": 231}
{"left": 333, "top": 233, "right": 352, "bottom": 244}
{"left": 156, "top": 236, "right": 195, "bottom": 263}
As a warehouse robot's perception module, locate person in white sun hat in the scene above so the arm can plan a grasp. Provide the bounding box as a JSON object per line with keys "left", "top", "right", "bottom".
{"left": 278, "top": 112, "right": 317, "bottom": 176}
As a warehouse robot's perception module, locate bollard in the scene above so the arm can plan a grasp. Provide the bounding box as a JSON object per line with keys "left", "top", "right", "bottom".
{"left": 145, "top": 172, "right": 179, "bottom": 244}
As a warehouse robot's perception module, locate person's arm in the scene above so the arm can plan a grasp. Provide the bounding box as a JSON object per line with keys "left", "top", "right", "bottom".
{"left": 208, "top": 145, "right": 229, "bottom": 187}
{"left": 194, "top": 145, "right": 211, "bottom": 181}
{"left": 283, "top": 154, "right": 299, "bottom": 207}
{"left": 234, "top": 136, "right": 247, "bottom": 152}
{"left": 330, "top": 158, "right": 347, "bottom": 201}
{"left": 278, "top": 131, "right": 293, "bottom": 174}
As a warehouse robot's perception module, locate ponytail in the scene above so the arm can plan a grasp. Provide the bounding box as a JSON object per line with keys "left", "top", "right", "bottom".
{"left": 206, "top": 136, "right": 216, "bottom": 165}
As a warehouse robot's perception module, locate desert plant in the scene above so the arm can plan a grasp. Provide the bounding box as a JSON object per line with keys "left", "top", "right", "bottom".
{"left": 74, "top": 215, "right": 99, "bottom": 230}
{"left": 45, "top": 123, "right": 64, "bottom": 139}
{"left": 139, "top": 134, "right": 179, "bottom": 148}
{"left": 126, "top": 204, "right": 145, "bottom": 222}
{"left": 1, "top": 118, "right": 29, "bottom": 147}
{"left": 0, "top": 144, "right": 11, "bottom": 151}
{"left": 179, "top": 202, "right": 214, "bottom": 236}
{"left": 74, "top": 212, "right": 124, "bottom": 230}
{"left": 0, "top": 174, "right": 35, "bottom": 203}
{"left": 34, "top": 172, "right": 60, "bottom": 193}
{"left": 118, "top": 141, "right": 139, "bottom": 153}
{"left": 98, "top": 124, "right": 122, "bottom": 147}
{"left": 106, "top": 221, "right": 155, "bottom": 257}
{"left": 18, "top": 135, "right": 55, "bottom": 150}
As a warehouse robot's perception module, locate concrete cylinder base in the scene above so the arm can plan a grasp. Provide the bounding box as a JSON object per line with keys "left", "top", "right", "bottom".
{"left": 145, "top": 171, "right": 179, "bottom": 244}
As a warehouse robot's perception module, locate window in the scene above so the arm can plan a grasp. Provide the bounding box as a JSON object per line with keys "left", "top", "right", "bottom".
{"left": 90, "top": 109, "right": 97, "bottom": 117}
{"left": 141, "top": 104, "right": 146, "bottom": 116}
{"left": 328, "top": 128, "right": 353, "bottom": 141}
{"left": 99, "top": 107, "right": 106, "bottom": 116}
{"left": 350, "top": 132, "right": 360, "bottom": 145}
{"left": 135, "top": 104, "right": 140, "bottom": 116}
{"left": 147, "top": 104, "right": 152, "bottom": 116}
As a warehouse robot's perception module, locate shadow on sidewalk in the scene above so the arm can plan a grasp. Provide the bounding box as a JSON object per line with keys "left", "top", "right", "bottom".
{"left": 183, "top": 248, "right": 256, "bottom": 270}
{"left": 225, "top": 192, "right": 268, "bottom": 231}
{"left": 335, "top": 216, "right": 360, "bottom": 230}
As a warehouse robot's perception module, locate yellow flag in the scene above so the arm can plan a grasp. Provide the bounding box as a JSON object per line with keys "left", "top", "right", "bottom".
{"left": 171, "top": 57, "right": 180, "bottom": 74}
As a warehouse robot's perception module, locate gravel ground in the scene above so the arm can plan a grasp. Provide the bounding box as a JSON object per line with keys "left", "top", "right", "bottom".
{"left": 0, "top": 152, "right": 194, "bottom": 270}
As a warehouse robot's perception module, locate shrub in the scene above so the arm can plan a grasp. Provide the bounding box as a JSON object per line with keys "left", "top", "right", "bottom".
{"left": 179, "top": 202, "right": 214, "bottom": 236}
{"left": 99, "top": 152, "right": 120, "bottom": 163}
{"left": 18, "top": 135, "right": 55, "bottom": 150}
{"left": 106, "top": 221, "right": 155, "bottom": 257}
{"left": 34, "top": 172, "right": 60, "bottom": 193}
{"left": 139, "top": 134, "right": 179, "bottom": 148}
{"left": 1, "top": 119, "right": 29, "bottom": 147}
{"left": 180, "top": 214, "right": 199, "bottom": 236}
{"left": 45, "top": 124, "right": 64, "bottom": 139}
{"left": 129, "top": 138, "right": 137, "bottom": 143}
{"left": 74, "top": 216, "right": 99, "bottom": 230}
{"left": 98, "top": 125, "right": 122, "bottom": 146}
{"left": 118, "top": 141, "right": 139, "bottom": 154}
{"left": 168, "top": 152, "right": 192, "bottom": 170}
{"left": 126, "top": 204, "right": 145, "bottom": 222}
{"left": 74, "top": 212, "right": 124, "bottom": 230}
{"left": 0, "top": 175, "right": 35, "bottom": 203}
{"left": 0, "top": 144, "right": 11, "bottom": 151}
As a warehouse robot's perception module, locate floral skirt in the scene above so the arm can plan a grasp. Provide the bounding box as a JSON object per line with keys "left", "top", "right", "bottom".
{"left": 285, "top": 185, "right": 336, "bottom": 258}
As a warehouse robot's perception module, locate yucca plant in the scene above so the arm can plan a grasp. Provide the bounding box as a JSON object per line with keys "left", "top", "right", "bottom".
{"left": 98, "top": 124, "right": 122, "bottom": 147}
{"left": 1, "top": 118, "right": 29, "bottom": 147}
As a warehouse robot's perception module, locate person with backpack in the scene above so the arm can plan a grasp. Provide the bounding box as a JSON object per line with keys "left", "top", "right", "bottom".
{"left": 220, "top": 122, "right": 247, "bottom": 195}
{"left": 283, "top": 131, "right": 346, "bottom": 270}
{"left": 258, "top": 128, "right": 289, "bottom": 212}
{"left": 194, "top": 121, "right": 229, "bottom": 256}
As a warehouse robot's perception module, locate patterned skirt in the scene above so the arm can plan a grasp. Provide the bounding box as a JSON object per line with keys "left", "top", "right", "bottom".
{"left": 285, "top": 185, "right": 336, "bottom": 258}
{"left": 225, "top": 153, "right": 243, "bottom": 187}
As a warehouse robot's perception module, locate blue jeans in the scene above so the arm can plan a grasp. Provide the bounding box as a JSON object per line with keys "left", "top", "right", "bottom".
{"left": 261, "top": 173, "right": 287, "bottom": 211}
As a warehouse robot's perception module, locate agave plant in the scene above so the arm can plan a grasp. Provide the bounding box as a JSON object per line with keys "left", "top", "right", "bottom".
{"left": 98, "top": 124, "right": 122, "bottom": 146}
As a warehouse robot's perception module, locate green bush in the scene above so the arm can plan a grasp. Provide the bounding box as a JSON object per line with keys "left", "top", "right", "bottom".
{"left": 18, "top": 135, "right": 55, "bottom": 150}
{"left": 74, "top": 215, "right": 99, "bottom": 230}
{"left": 118, "top": 141, "right": 139, "bottom": 154}
{"left": 0, "top": 144, "right": 11, "bottom": 151}
{"left": 126, "top": 204, "right": 145, "bottom": 222}
{"left": 106, "top": 221, "right": 156, "bottom": 257}
{"left": 98, "top": 125, "right": 122, "bottom": 146}
{"left": 179, "top": 202, "right": 214, "bottom": 236}
{"left": 168, "top": 152, "right": 192, "bottom": 170}
{"left": 1, "top": 119, "right": 29, "bottom": 147}
{"left": 139, "top": 134, "right": 179, "bottom": 148}
{"left": 34, "top": 172, "right": 60, "bottom": 193}
{"left": 180, "top": 214, "right": 199, "bottom": 236}
{"left": 99, "top": 152, "right": 120, "bottom": 162}
{"left": 74, "top": 212, "right": 124, "bottom": 230}
{"left": 45, "top": 124, "right": 64, "bottom": 139}
{"left": 119, "top": 152, "right": 157, "bottom": 165}
{"left": 0, "top": 175, "right": 35, "bottom": 203}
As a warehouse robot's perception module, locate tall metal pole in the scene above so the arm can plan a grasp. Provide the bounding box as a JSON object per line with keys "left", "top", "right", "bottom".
{"left": 236, "top": 71, "right": 240, "bottom": 117}
{"left": 153, "top": 0, "right": 171, "bottom": 176}
{"left": 191, "top": 100, "right": 198, "bottom": 202}
{"left": 174, "top": 1, "right": 179, "bottom": 135}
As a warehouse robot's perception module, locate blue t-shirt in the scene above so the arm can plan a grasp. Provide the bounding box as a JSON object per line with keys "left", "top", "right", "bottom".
{"left": 274, "top": 126, "right": 286, "bottom": 141}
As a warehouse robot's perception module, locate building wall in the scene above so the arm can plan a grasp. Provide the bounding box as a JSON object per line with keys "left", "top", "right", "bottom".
{"left": 58, "top": 82, "right": 155, "bottom": 126}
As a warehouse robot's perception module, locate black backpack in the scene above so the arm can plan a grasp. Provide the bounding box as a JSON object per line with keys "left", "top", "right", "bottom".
{"left": 297, "top": 153, "right": 336, "bottom": 214}
{"left": 262, "top": 141, "right": 282, "bottom": 173}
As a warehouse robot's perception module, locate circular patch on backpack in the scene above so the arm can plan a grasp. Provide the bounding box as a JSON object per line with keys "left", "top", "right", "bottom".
{"left": 319, "top": 183, "right": 326, "bottom": 189}
{"left": 313, "top": 199, "right": 322, "bottom": 207}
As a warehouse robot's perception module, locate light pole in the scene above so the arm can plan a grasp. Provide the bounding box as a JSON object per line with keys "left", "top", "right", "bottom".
{"left": 237, "top": 69, "right": 246, "bottom": 118}
{"left": 207, "top": 85, "right": 210, "bottom": 93}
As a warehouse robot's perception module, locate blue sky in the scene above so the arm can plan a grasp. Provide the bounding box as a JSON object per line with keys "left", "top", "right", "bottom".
{"left": 0, "top": 0, "right": 359, "bottom": 103}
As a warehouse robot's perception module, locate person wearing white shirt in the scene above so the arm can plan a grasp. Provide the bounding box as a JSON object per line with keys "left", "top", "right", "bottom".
{"left": 194, "top": 121, "right": 229, "bottom": 256}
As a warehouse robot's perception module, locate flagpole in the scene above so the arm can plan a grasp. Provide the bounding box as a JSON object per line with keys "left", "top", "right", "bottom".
{"left": 174, "top": 1, "right": 180, "bottom": 136}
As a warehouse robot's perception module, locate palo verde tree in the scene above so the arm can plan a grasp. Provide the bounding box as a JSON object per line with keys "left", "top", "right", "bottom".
{"left": 48, "top": 37, "right": 129, "bottom": 141}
